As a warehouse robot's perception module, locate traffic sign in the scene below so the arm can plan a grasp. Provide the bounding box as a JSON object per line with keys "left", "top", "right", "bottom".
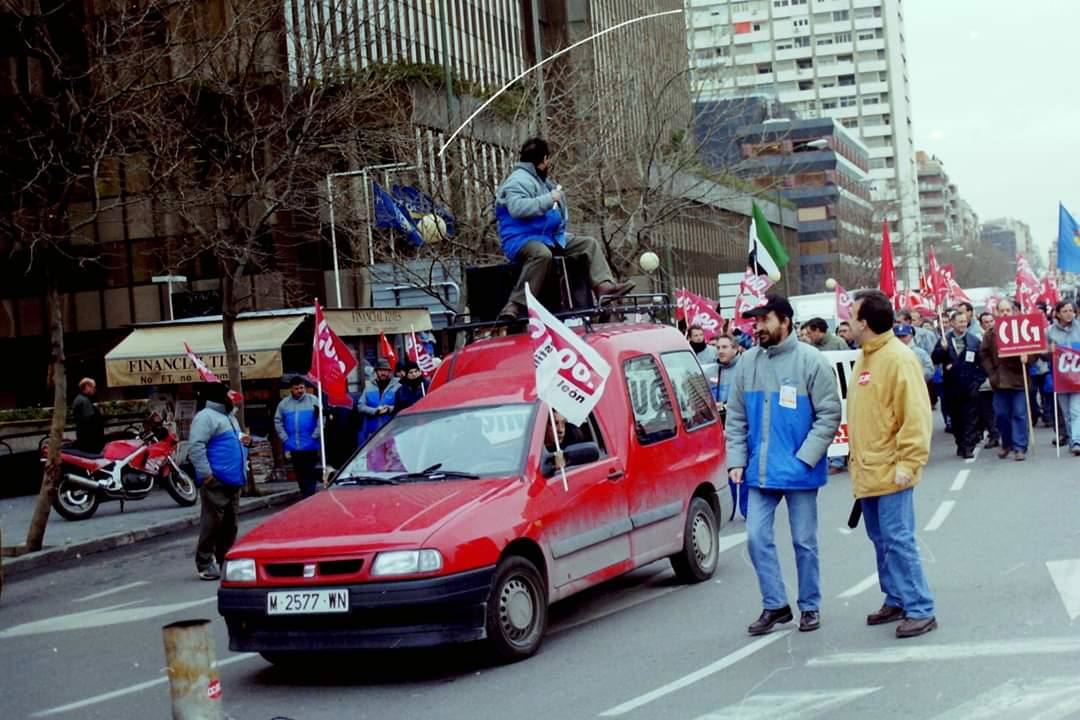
{"left": 995, "top": 313, "right": 1048, "bottom": 357}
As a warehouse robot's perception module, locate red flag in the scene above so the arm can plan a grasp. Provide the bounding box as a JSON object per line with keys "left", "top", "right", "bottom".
{"left": 879, "top": 222, "right": 897, "bottom": 301}
{"left": 940, "top": 265, "right": 971, "bottom": 304}
{"left": 734, "top": 268, "right": 775, "bottom": 333}
{"left": 405, "top": 333, "right": 437, "bottom": 376}
{"left": 184, "top": 342, "right": 221, "bottom": 384}
{"left": 311, "top": 299, "right": 358, "bottom": 407}
{"left": 904, "top": 290, "right": 932, "bottom": 313}
{"left": 1039, "top": 276, "right": 1061, "bottom": 307}
{"left": 378, "top": 332, "right": 398, "bottom": 371}
{"left": 675, "top": 289, "right": 724, "bottom": 340}
{"left": 1053, "top": 346, "right": 1080, "bottom": 393}
{"left": 1015, "top": 253, "right": 1040, "bottom": 312}
{"left": 927, "top": 247, "right": 947, "bottom": 306}
{"left": 835, "top": 282, "right": 854, "bottom": 321}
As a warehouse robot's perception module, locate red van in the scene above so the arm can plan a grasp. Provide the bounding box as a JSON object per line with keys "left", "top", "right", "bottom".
{"left": 218, "top": 322, "right": 727, "bottom": 664}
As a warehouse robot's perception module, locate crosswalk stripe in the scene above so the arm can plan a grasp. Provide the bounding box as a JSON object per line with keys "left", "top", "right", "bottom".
{"left": 808, "top": 637, "right": 1080, "bottom": 666}
{"left": 928, "top": 677, "right": 1080, "bottom": 720}
{"left": 836, "top": 573, "right": 878, "bottom": 599}
{"left": 692, "top": 687, "right": 880, "bottom": 720}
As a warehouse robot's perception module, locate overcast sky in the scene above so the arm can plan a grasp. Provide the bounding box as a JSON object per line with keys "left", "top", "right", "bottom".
{"left": 905, "top": 0, "right": 1079, "bottom": 257}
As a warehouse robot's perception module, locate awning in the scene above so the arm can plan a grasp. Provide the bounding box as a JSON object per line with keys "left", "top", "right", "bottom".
{"left": 105, "top": 316, "right": 306, "bottom": 387}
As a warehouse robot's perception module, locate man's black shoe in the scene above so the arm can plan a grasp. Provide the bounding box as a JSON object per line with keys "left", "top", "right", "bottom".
{"left": 799, "top": 610, "right": 820, "bottom": 632}
{"left": 896, "top": 616, "right": 937, "bottom": 638}
{"left": 748, "top": 606, "right": 793, "bottom": 636}
{"left": 961, "top": 449, "right": 974, "bottom": 459}
{"left": 866, "top": 605, "right": 905, "bottom": 625}
{"left": 984, "top": 438, "right": 999, "bottom": 449}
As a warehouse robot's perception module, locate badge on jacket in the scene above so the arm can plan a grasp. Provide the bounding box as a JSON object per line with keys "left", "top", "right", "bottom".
{"left": 858, "top": 371, "right": 871, "bottom": 386}
{"left": 779, "top": 384, "right": 797, "bottom": 409}
{"left": 964, "top": 350, "right": 975, "bottom": 363}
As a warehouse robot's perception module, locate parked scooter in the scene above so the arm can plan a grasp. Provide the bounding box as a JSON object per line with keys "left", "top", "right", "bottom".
{"left": 43, "top": 414, "right": 198, "bottom": 520}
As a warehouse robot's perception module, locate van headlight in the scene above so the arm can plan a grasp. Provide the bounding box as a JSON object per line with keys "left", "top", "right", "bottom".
{"left": 371, "top": 550, "right": 443, "bottom": 576}
{"left": 224, "top": 558, "right": 256, "bottom": 582}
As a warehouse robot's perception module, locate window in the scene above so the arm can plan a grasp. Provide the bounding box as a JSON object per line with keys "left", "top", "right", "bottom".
{"left": 797, "top": 57, "right": 813, "bottom": 69}
{"left": 757, "top": 62, "right": 773, "bottom": 74}
{"left": 857, "top": 31, "right": 874, "bottom": 41}
{"left": 822, "top": 99, "right": 838, "bottom": 109}
{"left": 793, "top": 17, "right": 809, "bottom": 29}
{"left": 624, "top": 356, "right": 677, "bottom": 445}
{"left": 839, "top": 95, "right": 857, "bottom": 107}
{"left": 839, "top": 73, "right": 855, "bottom": 86}
{"left": 798, "top": 79, "right": 814, "bottom": 90}
{"left": 841, "top": 117, "right": 859, "bottom": 128}
{"left": 715, "top": 46, "right": 730, "bottom": 57}
{"left": 835, "top": 31, "right": 851, "bottom": 43}
{"left": 837, "top": 53, "right": 853, "bottom": 63}
{"left": 776, "top": 40, "right": 794, "bottom": 50}
{"left": 832, "top": 10, "right": 849, "bottom": 21}
{"left": 815, "top": 36, "right": 834, "bottom": 46}
{"left": 660, "top": 352, "right": 718, "bottom": 431}
{"left": 794, "top": 36, "right": 810, "bottom": 47}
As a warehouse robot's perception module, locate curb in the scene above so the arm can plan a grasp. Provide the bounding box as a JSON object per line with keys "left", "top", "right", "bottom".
{"left": 1, "top": 488, "right": 299, "bottom": 579}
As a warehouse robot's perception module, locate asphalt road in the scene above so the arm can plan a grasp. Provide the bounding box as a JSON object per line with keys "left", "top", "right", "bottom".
{"left": 3, "top": 420, "right": 1080, "bottom": 720}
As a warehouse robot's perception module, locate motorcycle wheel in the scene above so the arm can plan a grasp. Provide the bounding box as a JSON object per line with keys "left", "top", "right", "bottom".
{"left": 164, "top": 462, "right": 199, "bottom": 507}
{"left": 52, "top": 478, "right": 101, "bottom": 521}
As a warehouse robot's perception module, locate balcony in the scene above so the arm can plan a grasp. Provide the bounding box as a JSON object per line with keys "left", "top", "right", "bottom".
{"left": 855, "top": 37, "right": 886, "bottom": 51}
{"left": 854, "top": 17, "right": 884, "bottom": 31}
{"left": 856, "top": 59, "right": 887, "bottom": 73}
{"left": 859, "top": 80, "right": 889, "bottom": 94}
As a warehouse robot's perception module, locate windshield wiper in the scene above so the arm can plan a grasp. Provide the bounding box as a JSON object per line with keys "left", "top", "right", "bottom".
{"left": 332, "top": 475, "right": 401, "bottom": 487}
{"left": 389, "top": 463, "right": 480, "bottom": 482}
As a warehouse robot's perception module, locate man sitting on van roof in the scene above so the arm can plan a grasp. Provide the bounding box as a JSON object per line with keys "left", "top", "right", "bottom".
{"left": 804, "top": 317, "right": 849, "bottom": 352}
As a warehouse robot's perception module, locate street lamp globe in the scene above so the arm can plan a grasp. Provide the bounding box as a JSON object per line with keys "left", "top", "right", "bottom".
{"left": 639, "top": 251, "right": 660, "bottom": 273}
{"left": 825, "top": 278, "right": 837, "bottom": 290}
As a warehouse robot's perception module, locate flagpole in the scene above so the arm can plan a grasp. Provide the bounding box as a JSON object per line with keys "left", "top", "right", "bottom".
{"left": 1021, "top": 355, "right": 1034, "bottom": 456}
{"left": 314, "top": 299, "right": 329, "bottom": 489}
{"left": 1054, "top": 389, "right": 1061, "bottom": 459}
{"left": 548, "top": 405, "right": 568, "bottom": 492}
{"left": 410, "top": 325, "right": 426, "bottom": 397}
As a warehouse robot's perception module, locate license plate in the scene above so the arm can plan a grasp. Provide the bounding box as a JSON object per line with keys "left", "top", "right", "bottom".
{"left": 266, "top": 589, "right": 349, "bottom": 615}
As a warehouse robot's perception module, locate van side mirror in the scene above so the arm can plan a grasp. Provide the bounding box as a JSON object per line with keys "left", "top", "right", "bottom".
{"left": 541, "top": 441, "right": 601, "bottom": 478}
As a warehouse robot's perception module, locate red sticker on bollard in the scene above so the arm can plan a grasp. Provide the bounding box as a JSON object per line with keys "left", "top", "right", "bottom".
{"left": 207, "top": 679, "right": 222, "bottom": 700}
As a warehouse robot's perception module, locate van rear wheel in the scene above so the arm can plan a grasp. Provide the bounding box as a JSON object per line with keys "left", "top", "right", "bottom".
{"left": 670, "top": 497, "right": 719, "bottom": 583}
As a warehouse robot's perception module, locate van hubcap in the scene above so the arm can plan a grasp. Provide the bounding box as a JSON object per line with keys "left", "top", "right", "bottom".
{"left": 692, "top": 512, "right": 714, "bottom": 563}
{"left": 500, "top": 578, "right": 535, "bottom": 638}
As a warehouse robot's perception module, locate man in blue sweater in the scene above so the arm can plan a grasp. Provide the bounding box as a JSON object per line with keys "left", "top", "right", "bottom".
{"left": 274, "top": 375, "right": 322, "bottom": 498}
{"left": 189, "top": 384, "right": 249, "bottom": 581}
{"left": 495, "top": 137, "right": 633, "bottom": 320}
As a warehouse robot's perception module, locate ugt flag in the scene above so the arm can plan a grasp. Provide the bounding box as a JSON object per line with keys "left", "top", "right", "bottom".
{"left": 1058, "top": 203, "right": 1080, "bottom": 274}
{"left": 524, "top": 283, "right": 611, "bottom": 426}
{"left": 184, "top": 342, "right": 221, "bottom": 383}
{"left": 311, "top": 299, "right": 358, "bottom": 407}
{"left": 675, "top": 289, "right": 724, "bottom": 340}
{"left": 1016, "top": 253, "right": 1040, "bottom": 312}
{"left": 373, "top": 181, "right": 424, "bottom": 247}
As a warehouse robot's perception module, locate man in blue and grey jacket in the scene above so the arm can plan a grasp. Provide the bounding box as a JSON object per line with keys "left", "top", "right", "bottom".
{"left": 495, "top": 137, "right": 633, "bottom": 320}
{"left": 726, "top": 294, "right": 842, "bottom": 636}
{"left": 274, "top": 375, "right": 321, "bottom": 498}
{"left": 190, "top": 384, "right": 249, "bottom": 581}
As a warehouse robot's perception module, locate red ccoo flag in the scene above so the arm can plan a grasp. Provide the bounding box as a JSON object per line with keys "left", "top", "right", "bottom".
{"left": 879, "top": 222, "right": 897, "bottom": 305}
{"left": 378, "top": 332, "right": 398, "bottom": 371}
{"left": 311, "top": 299, "right": 358, "bottom": 407}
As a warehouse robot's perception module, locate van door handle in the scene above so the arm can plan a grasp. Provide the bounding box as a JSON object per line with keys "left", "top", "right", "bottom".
{"left": 607, "top": 469, "right": 624, "bottom": 481}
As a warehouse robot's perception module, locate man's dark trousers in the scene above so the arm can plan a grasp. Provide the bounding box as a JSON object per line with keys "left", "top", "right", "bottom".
{"left": 290, "top": 450, "right": 321, "bottom": 498}
{"left": 946, "top": 391, "right": 980, "bottom": 453}
{"left": 978, "top": 390, "right": 998, "bottom": 444}
{"left": 196, "top": 479, "right": 240, "bottom": 572}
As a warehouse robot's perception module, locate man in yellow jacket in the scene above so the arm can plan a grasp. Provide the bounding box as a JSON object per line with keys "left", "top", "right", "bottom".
{"left": 848, "top": 290, "right": 937, "bottom": 639}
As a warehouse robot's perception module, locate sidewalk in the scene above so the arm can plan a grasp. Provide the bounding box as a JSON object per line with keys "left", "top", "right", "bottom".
{"left": 1, "top": 480, "right": 300, "bottom": 578}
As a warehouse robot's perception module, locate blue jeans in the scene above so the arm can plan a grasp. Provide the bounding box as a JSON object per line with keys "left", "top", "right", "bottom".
{"left": 1059, "top": 393, "right": 1080, "bottom": 448}
{"left": 993, "top": 389, "right": 1029, "bottom": 452}
{"left": 747, "top": 487, "right": 820, "bottom": 611}
{"left": 861, "top": 489, "right": 934, "bottom": 619}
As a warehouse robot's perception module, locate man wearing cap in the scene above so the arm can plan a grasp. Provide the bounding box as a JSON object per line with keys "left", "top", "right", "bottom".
{"left": 847, "top": 290, "right": 937, "bottom": 638}
{"left": 894, "top": 324, "right": 934, "bottom": 382}
{"left": 274, "top": 375, "right": 322, "bottom": 497}
{"left": 394, "top": 361, "right": 428, "bottom": 414}
{"left": 189, "top": 384, "right": 248, "bottom": 581}
{"left": 726, "top": 294, "right": 842, "bottom": 635}
{"left": 354, "top": 358, "right": 400, "bottom": 447}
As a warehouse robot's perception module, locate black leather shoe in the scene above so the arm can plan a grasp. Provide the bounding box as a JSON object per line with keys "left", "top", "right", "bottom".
{"left": 984, "top": 439, "right": 999, "bottom": 449}
{"left": 896, "top": 616, "right": 937, "bottom": 638}
{"left": 799, "top": 610, "right": 820, "bottom": 632}
{"left": 866, "top": 605, "right": 905, "bottom": 626}
{"left": 497, "top": 301, "right": 525, "bottom": 322}
{"left": 748, "top": 606, "right": 793, "bottom": 636}
{"left": 961, "top": 449, "right": 974, "bottom": 459}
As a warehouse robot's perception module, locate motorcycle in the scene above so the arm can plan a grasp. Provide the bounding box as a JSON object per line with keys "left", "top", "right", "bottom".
{"left": 44, "top": 415, "right": 199, "bottom": 521}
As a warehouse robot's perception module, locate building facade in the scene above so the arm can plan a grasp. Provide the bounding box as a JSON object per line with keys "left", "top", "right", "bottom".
{"left": 686, "top": 0, "right": 920, "bottom": 281}
{"left": 981, "top": 218, "right": 1033, "bottom": 258}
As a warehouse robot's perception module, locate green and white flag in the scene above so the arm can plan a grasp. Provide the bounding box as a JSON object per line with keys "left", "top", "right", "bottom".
{"left": 748, "top": 201, "right": 790, "bottom": 278}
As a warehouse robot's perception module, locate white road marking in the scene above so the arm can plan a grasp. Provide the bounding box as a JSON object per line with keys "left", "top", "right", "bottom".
{"left": 0, "top": 597, "right": 215, "bottom": 640}
{"left": 716, "top": 532, "right": 747, "bottom": 554}
{"left": 73, "top": 581, "right": 151, "bottom": 603}
{"left": 964, "top": 446, "right": 980, "bottom": 464}
{"left": 598, "top": 631, "right": 791, "bottom": 717}
{"left": 927, "top": 677, "right": 1080, "bottom": 720}
{"left": 693, "top": 687, "right": 881, "bottom": 720}
{"left": 808, "top": 637, "right": 1080, "bottom": 667}
{"left": 837, "top": 527, "right": 853, "bottom": 535}
{"left": 924, "top": 500, "right": 955, "bottom": 532}
{"left": 836, "top": 573, "right": 878, "bottom": 599}
{"left": 950, "top": 469, "right": 970, "bottom": 492}
{"left": 31, "top": 653, "right": 257, "bottom": 717}
{"left": 1046, "top": 559, "right": 1080, "bottom": 620}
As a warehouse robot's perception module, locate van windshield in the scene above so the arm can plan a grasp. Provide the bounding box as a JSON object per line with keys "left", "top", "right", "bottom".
{"left": 337, "top": 404, "right": 536, "bottom": 480}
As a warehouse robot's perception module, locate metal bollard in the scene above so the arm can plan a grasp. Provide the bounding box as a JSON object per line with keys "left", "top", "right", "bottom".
{"left": 162, "top": 619, "right": 224, "bottom": 720}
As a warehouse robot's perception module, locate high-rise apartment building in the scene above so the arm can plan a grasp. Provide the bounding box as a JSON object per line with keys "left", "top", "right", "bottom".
{"left": 981, "top": 218, "right": 1033, "bottom": 258}
{"left": 686, "top": 0, "right": 921, "bottom": 281}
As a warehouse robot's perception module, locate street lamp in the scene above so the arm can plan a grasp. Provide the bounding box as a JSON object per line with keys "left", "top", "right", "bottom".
{"left": 325, "top": 162, "right": 414, "bottom": 308}
{"left": 151, "top": 274, "right": 187, "bottom": 321}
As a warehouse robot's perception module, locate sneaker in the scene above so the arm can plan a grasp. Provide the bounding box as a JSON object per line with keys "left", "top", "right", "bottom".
{"left": 799, "top": 610, "right": 820, "bottom": 632}
{"left": 1014, "top": 451, "right": 1026, "bottom": 461}
{"left": 198, "top": 562, "right": 221, "bottom": 581}
{"left": 747, "top": 605, "right": 793, "bottom": 636}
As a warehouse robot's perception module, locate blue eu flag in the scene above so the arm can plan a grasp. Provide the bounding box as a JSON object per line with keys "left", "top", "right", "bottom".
{"left": 372, "top": 181, "right": 424, "bottom": 247}
{"left": 1058, "top": 203, "right": 1080, "bottom": 273}
{"left": 392, "top": 185, "right": 455, "bottom": 238}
